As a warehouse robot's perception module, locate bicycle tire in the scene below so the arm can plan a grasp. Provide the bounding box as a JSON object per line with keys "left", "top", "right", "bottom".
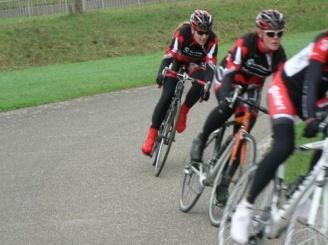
{"left": 179, "top": 163, "right": 205, "bottom": 213}
{"left": 218, "top": 163, "right": 275, "bottom": 245}
{"left": 153, "top": 101, "right": 179, "bottom": 176}
{"left": 209, "top": 133, "right": 257, "bottom": 227}
{"left": 179, "top": 126, "right": 228, "bottom": 213}
{"left": 218, "top": 165, "right": 258, "bottom": 245}
{"left": 283, "top": 183, "right": 328, "bottom": 245}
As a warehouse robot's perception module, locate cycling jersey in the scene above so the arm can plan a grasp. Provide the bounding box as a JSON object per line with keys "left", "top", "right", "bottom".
{"left": 214, "top": 32, "right": 286, "bottom": 91}
{"left": 166, "top": 23, "right": 218, "bottom": 66}
{"left": 269, "top": 31, "right": 328, "bottom": 119}
{"left": 150, "top": 23, "right": 219, "bottom": 130}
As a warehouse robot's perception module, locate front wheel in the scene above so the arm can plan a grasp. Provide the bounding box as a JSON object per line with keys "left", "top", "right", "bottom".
{"left": 152, "top": 102, "right": 179, "bottom": 177}
{"left": 218, "top": 163, "right": 274, "bottom": 245}
{"left": 209, "top": 133, "right": 257, "bottom": 227}
{"left": 283, "top": 183, "right": 328, "bottom": 245}
{"left": 218, "top": 165, "right": 257, "bottom": 245}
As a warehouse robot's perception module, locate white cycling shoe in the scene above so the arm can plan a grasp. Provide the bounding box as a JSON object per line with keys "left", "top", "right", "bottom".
{"left": 230, "top": 199, "right": 253, "bottom": 244}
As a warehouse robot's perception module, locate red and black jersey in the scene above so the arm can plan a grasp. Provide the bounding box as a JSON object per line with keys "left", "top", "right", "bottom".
{"left": 166, "top": 23, "right": 218, "bottom": 66}
{"left": 281, "top": 31, "right": 328, "bottom": 118}
{"left": 221, "top": 32, "right": 286, "bottom": 87}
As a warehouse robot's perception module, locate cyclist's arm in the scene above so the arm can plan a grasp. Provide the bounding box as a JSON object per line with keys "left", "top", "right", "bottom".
{"left": 204, "top": 37, "right": 219, "bottom": 84}
{"left": 157, "top": 54, "right": 173, "bottom": 76}
{"left": 303, "top": 60, "right": 324, "bottom": 120}
{"left": 302, "top": 36, "right": 328, "bottom": 119}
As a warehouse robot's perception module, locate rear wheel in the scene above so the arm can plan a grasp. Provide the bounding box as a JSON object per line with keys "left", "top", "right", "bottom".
{"left": 179, "top": 162, "right": 205, "bottom": 212}
{"left": 209, "top": 133, "right": 257, "bottom": 227}
{"left": 179, "top": 127, "right": 228, "bottom": 213}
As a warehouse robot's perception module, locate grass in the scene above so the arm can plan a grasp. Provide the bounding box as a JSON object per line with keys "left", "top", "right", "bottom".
{"left": 0, "top": 0, "right": 327, "bottom": 71}
{"left": 0, "top": 30, "right": 322, "bottom": 111}
{"left": 285, "top": 124, "right": 322, "bottom": 184}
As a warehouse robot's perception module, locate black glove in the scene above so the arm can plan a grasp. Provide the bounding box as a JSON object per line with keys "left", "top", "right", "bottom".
{"left": 155, "top": 67, "right": 168, "bottom": 87}
{"left": 156, "top": 72, "right": 165, "bottom": 87}
{"left": 303, "top": 118, "right": 320, "bottom": 138}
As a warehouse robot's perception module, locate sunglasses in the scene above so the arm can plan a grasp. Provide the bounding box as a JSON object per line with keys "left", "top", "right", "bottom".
{"left": 264, "top": 30, "right": 284, "bottom": 38}
{"left": 196, "top": 30, "right": 210, "bottom": 36}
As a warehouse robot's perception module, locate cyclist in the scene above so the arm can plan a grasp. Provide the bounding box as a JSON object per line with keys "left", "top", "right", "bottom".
{"left": 142, "top": 9, "right": 219, "bottom": 156}
{"left": 190, "top": 10, "right": 287, "bottom": 203}
{"left": 230, "top": 31, "right": 328, "bottom": 244}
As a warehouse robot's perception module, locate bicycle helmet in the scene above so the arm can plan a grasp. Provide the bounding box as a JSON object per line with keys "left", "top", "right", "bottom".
{"left": 190, "top": 9, "right": 213, "bottom": 31}
{"left": 256, "top": 9, "right": 285, "bottom": 30}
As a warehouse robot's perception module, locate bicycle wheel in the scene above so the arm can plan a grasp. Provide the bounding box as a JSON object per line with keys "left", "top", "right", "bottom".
{"left": 153, "top": 103, "right": 179, "bottom": 177}
{"left": 218, "top": 165, "right": 257, "bottom": 245}
{"left": 209, "top": 133, "right": 257, "bottom": 227}
{"left": 179, "top": 161, "right": 205, "bottom": 212}
{"left": 283, "top": 184, "right": 328, "bottom": 245}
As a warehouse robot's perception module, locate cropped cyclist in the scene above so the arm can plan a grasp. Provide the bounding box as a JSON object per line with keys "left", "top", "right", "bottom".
{"left": 141, "top": 9, "right": 219, "bottom": 156}
{"left": 190, "top": 10, "right": 287, "bottom": 202}
{"left": 231, "top": 31, "right": 328, "bottom": 244}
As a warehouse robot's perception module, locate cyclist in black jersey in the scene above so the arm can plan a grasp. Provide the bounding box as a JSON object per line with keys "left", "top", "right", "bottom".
{"left": 141, "top": 9, "right": 219, "bottom": 156}
{"left": 231, "top": 31, "right": 328, "bottom": 244}
{"left": 189, "top": 10, "right": 287, "bottom": 203}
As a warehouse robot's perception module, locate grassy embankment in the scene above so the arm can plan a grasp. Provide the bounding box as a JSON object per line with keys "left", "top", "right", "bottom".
{"left": 0, "top": 0, "right": 327, "bottom": 111}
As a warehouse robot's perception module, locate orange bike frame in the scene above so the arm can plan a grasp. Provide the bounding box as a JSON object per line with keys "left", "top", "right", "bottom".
{"left": 230, "top": 107, "right": 255, "bottom": 165}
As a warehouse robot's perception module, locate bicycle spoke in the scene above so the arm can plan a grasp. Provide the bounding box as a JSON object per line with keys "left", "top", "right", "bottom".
{"left": 180, "top": 164, "right": 204, "bottom": 212}
{"left": 153, "top": 108, "right": 176, "bottom": 176}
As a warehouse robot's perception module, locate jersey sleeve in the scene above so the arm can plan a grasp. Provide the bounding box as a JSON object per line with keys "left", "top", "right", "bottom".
{"left": 166, "top": 30, "right": 185, "bottom": 61}
{"left": 310, "top": 35, "right": 328, "bottom": 63}
{"left": 205, "top": 37, "right": 219, "bottom": 66}
{"left": 226, "top": 38, "right": 248, "bottom": 71}
{"left": 302, "top": 35, "right": 328, "bottom": 118}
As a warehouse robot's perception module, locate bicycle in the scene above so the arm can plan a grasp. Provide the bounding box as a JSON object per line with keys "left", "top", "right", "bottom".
{"left": 179, "top": 85, "right": 268, "bottom": 226}
{"left": 218, "top": 113, "right": 328, "bottom": 245}
{"left": 151, "top": 68, "right": 208, "bottom": 177}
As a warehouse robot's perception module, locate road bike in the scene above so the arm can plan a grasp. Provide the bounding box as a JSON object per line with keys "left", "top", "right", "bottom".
{"left": 218, "top": 113, "right": 328, "bottom": 245}
{"left": 151, "top": 68, "right": 208, "bottom": 177}
{"left": 179, "top": 85, "right": 268, "bottom": 226}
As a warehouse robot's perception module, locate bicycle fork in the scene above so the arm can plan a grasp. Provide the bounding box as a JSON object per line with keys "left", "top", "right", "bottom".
{"left": 266, "top": 162, "right": 326, "bottom": 238}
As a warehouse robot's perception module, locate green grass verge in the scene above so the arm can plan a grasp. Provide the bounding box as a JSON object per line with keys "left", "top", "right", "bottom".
{"left": 285, "top": 124, "right": 322, "bottom": 184}
{"left": 0, "top": 30, "right": 322, "bottom": 112}
{"left": 0, "top": 0, "right": 327, "bottom": 71}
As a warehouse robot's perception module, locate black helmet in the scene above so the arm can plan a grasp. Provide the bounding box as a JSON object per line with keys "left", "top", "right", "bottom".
{"left": 256, "top": 9, "right": 285, "bottom": 30}
{"left": 190, "top": 9, "right": 213, "bottom": 31}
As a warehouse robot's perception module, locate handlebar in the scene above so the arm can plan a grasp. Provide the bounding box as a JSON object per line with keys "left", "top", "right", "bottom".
{"left": 237, "top": 96, "right": 268, "bottom": 114}
{"left": 226, "top": 84, "right": 268, "bottom": 114}
{"left": 163, "top": 67, "right": 207, "bottom": 86}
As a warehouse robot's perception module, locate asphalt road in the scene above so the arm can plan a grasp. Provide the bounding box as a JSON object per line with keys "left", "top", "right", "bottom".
{"left": 0, "top": 84, "right": 272, "bottom": 245}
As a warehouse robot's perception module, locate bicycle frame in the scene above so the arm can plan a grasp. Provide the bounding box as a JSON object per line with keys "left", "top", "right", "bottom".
{"left": 188, "top": 124, "right": 237, "bottom": 186}
{"left": 230, "top": 108, "right": 256, "bottom": 164}
{"left": 152, "top": 68, "right": 206, "bottom": 176}
{"left": 188, "top": 101, "right": 259, "bottom": 187}
{"left": 260, "top": 137, "right": 328, "bottom": 239}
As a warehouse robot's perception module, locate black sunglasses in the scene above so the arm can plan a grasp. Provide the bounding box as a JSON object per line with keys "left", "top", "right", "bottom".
{"left": 196, "top": 30, "right": 210, "bottom": 36}
{"left": 265, "top": 30, "right": 284, "bottom": 38}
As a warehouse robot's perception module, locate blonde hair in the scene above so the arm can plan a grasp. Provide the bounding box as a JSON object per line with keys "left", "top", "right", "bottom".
{"left": 174, "top": 21, "right": 190, "bottom": 33}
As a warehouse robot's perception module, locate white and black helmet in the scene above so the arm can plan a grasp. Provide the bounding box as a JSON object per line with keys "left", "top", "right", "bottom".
{"left": 190, "top": 9, "right": 213, "bottom": 31}
{"left": 256, "top": 9, "right": 285, "bottom": 30}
